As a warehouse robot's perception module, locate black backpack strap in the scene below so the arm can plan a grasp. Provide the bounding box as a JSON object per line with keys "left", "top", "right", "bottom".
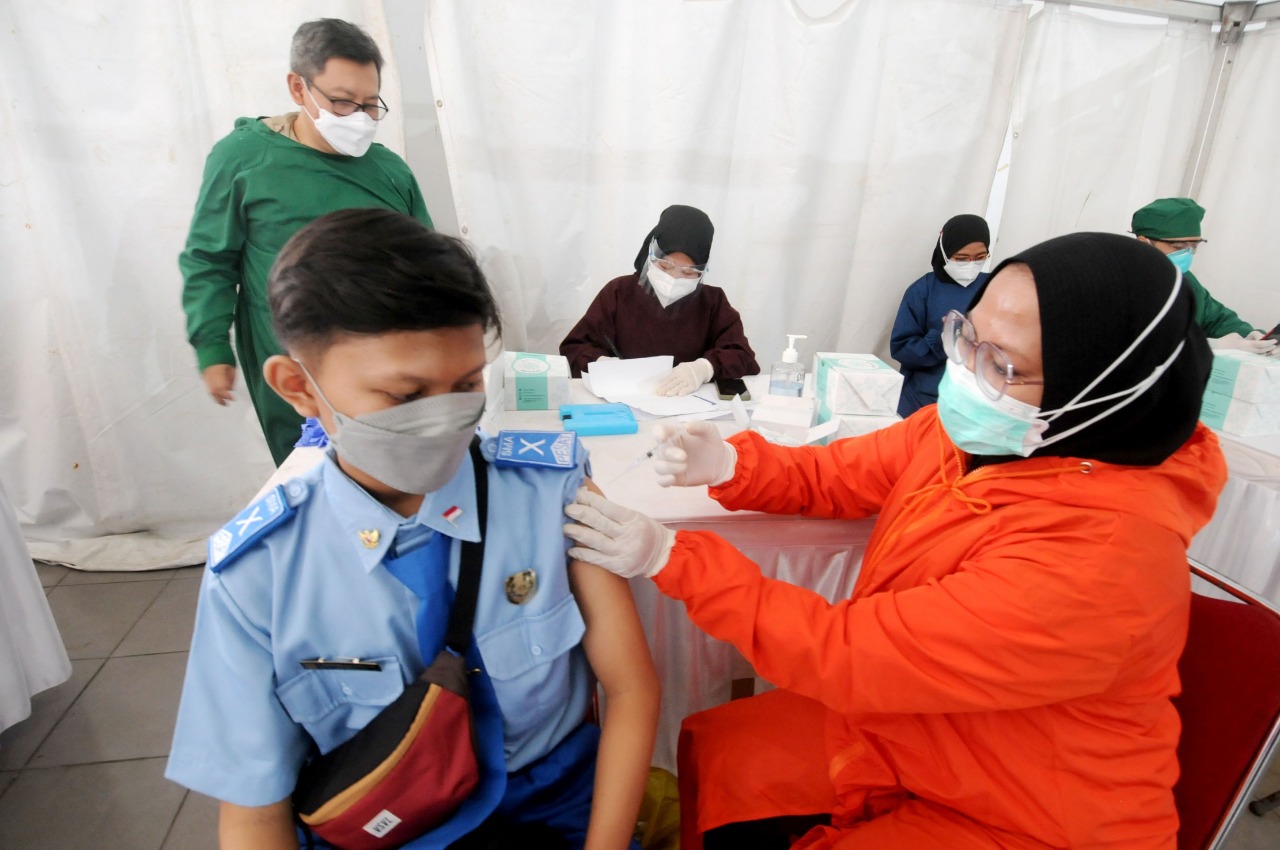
{"left": 444, "top": 438, "right": 488, "bottom": 654}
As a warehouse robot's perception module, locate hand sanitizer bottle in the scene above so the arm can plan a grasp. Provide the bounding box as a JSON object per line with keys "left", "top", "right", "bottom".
{"left": 769, "top": 334, "right": 807, "bottom": 397}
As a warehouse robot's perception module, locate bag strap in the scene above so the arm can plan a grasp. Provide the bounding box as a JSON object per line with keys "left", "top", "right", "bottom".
{"left": 444, "top": 438, "right": 488, "bottom": 654}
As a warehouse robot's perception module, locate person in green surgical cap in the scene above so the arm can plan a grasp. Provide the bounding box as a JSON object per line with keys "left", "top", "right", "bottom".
{"left": 1131, "top": 197, "right": 1276, "bottom": 355}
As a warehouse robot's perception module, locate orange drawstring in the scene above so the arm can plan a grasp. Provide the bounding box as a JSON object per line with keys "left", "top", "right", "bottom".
{"left": 862, "top": 428, "right": 1087, "bottom": 572}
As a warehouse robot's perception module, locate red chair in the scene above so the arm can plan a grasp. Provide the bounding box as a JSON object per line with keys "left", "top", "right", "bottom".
{"left": 1174, "top": 561, "right": 1280, "bottom": 849}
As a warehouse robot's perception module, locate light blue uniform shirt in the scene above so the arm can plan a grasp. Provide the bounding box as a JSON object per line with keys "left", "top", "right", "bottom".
{"left": 166, "top": 436, "right": 593, "bottom": 808}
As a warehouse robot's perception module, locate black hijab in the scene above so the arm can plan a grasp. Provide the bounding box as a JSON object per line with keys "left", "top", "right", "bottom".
{"left": 632, "top": 205, "right": 715, "bottom": 274}
{"left": 932, "top": 214, "right": 991, "bottom": 283}
{"left": 968, "top": 232, "right": 1210, "bottom": 467}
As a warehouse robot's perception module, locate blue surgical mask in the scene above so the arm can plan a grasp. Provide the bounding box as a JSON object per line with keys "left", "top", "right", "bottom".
{"left": 937, "top": 361, "right": 1048, "bottom": 456}
{"left": 1167, "top": 248, "right": 1193, "bottom": 275}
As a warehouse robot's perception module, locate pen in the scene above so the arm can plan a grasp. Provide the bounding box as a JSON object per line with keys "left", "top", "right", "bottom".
{"left": 602, "top": 336, "right": 622, "bottom": 358}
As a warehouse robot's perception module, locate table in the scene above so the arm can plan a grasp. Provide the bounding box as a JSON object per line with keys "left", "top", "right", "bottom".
{"left": 1188, "top": 430, "right": 1280, "bottom": 607}
{"left": 0, "top": 477, "right": 72, "bottom": 735}
{"left": 264, "top": 376, "right": 878, "bottom": 772}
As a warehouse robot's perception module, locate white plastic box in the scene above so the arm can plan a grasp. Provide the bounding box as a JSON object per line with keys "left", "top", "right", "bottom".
{"left": 502, "top": 352, "right": 570, "bottom": 411}
{"left": 813, "top": 353, "right": 903, "bottom": 418}
{"left": 751, "top": 396, "right": 817, "bottom": 446}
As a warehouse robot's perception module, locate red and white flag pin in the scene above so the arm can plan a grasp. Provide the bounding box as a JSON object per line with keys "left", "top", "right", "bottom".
{"left": 442, "top": 505, "right": 463, "bottom": 525}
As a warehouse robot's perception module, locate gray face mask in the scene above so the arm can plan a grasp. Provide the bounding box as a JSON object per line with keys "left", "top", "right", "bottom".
{"left": 298, "top": 362, "right": 485, "bottom": 494}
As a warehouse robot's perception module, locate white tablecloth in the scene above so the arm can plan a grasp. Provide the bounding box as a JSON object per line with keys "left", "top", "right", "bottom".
{"left": 0, "top": 477, "right": 72, "bottom": 735}
{"left": 1189, "top": 431, "right": 1280, "bottom": 607}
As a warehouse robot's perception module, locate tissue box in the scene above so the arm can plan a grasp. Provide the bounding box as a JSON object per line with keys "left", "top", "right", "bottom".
{"left": 1207, "top": 351, "right": 1280, "bottom": 404}
{"left": 814, "top": 353, "right": 902, "bottom": 418}
{"left": 752, "top": 396, "right": 816, "bottom": 446}
{"left": 1200, "top": 389, "right": 1280, "bottom": 438}
{"left": 503, "top": 352, "right": 570, "bottom": 411}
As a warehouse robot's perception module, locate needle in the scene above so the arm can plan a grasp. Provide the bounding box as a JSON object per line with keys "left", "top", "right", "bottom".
{"left": 605, "top": 433, "right": 680, "bottom": 485}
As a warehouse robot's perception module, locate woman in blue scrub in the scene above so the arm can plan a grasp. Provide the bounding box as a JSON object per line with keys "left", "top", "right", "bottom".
{"left": 890, "top": 214, "right": 992, "bottom": 417}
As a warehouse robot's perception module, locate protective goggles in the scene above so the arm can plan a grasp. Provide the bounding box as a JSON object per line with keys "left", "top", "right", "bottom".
{"left": 941, "top": 310, "right": 1044, "bottom": 402}
{"left": 648, "top": 239, "right": 706, "bottom": 280}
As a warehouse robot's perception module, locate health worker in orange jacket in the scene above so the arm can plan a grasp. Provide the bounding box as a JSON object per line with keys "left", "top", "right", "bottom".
{"left": 564, "top": 232, "right": 1226, "bottom": 850}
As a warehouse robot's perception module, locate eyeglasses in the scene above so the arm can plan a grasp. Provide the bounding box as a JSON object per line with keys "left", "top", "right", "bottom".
{"left": 306, "top": 79, "right": 390, "bottom": 121}
{"left": 941, "top": 310, "right": 1044, "bottom": 401}
{"left": 649, "top": 241, "right": 705, "bottom": 280}
{"left": 1155, "top": 238, "right": 1205, "bottom": 255}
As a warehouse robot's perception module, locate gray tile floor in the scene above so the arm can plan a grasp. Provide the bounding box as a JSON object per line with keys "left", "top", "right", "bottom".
{"left": 2, "top": 560, "right": 1280, "bottom": 849}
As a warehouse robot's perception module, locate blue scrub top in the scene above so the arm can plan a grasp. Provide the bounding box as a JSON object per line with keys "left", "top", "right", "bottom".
{"left": 166, "top": 435, "right": 593, "bottom": 809}
{"left": 889, "top": 270, "right": 989, "bottom": 417}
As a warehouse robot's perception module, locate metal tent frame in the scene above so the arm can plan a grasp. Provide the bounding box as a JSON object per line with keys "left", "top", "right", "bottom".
{"left": 1042, "top": 1, "right": 1279, "bottom": 197}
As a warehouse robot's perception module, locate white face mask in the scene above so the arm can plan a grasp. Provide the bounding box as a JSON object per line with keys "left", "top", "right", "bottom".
{"left": 940, "top": 237, "right": 986, "bottom": 286}
{"left": 299, "top": 362, "right": 485, "bottom": 493}
{"left": 646, "top": 262, "right": 700, "bottom": 307}
{"left": 305, "top": 86, "right": 378, "bottom": 157}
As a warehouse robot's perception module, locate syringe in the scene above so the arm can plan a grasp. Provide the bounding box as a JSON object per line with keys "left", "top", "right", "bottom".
{"left": 605, "top": 433, "right": 681, "bottom": 485}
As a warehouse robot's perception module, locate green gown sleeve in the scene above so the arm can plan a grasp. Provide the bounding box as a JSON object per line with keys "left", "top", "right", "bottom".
{"left": 1187, "top": 272, "right": 1255, "bottom": 338}
{"left": 179, "top": 141, "right": 249, "bottom": 371}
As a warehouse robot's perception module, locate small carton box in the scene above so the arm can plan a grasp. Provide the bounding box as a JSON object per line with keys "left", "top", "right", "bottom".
{"left": 502, "top": 352, "right": 570, "bottom": 411}
{"left": 813, "top": 353, "right": 903, "bottom": 418}
{"left": 1207, "top": 351, "right": 1280, "bottom": 404}
{"left": 1200, "top": 389, "right": 1280, "bottom": 438}
{"left": 751, "top": 396, "right": 816, "bottom": 446}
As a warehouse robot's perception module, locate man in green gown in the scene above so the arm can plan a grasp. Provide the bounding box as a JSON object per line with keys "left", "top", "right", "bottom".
{"left": 180, "top": 18, "right": 433, "bottom": 464}
{"left": 1131, "top": 198, "right": 1274, "bottom": 355}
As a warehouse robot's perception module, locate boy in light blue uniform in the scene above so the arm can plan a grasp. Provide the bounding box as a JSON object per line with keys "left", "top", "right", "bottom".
{"left": 167, "top": 208, "right": 659, "bottom": 849}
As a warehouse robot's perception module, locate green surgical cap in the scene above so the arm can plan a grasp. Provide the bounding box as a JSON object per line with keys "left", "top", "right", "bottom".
{"left": 1131, "top": 197, "right": 1205, "bottom": 239}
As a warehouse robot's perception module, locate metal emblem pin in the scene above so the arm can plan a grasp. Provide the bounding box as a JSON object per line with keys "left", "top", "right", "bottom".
{"left": 504, "top": 569, "right": 538, "bottom": 605}
{"left": 358, "top": 529, "right": 380, "bottom": 549}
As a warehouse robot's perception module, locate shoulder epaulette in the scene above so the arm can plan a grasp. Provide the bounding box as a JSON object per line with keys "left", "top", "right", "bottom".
{"left": 208, "top": 483, "right": 302, "bottom": 572}
{"left": 489, "top": 430, "right": 578, "bottom": 471}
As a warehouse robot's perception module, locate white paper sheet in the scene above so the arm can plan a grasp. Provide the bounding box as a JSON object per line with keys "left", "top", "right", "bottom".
{"left": 586, "top": 357, "right": 728, "bottom": 416}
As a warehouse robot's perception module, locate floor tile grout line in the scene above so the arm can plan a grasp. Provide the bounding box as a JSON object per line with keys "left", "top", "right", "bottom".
{"left": 5, "top": 653, "right": 111, "bottom": 772}
{"left": 101, "top": 576, "right": 172, "bottom": 659}
{"left": 17, "top": 754, "right": 174, "bottom": 771}
{"left": 157, "top": 787, "right": 192, "bottom": 849}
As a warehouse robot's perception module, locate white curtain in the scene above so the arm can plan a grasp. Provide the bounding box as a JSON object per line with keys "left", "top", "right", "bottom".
{"left": 425, "top": 0, "right": 1028, "bottom": 364}
{"left": 996, "top": 5, "right": 1215, "bottom": 257}
{"left": 0, "top": 1, "right": 399, "bottom": 569}
{"left": 1193, "top": 21, "right": 1280, "bottom": 330}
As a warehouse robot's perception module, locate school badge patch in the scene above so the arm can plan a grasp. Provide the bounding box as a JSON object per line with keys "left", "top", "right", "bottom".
{"left": 504, "top": 569, "right": 538, "bottom": 605}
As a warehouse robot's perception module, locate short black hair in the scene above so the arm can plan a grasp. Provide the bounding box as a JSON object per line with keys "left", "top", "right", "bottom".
{"left": 290, "top": 18, "right": 384, "bottom": 80}
{"left": 269, "top": 209, "right": 501, "bottom": 354}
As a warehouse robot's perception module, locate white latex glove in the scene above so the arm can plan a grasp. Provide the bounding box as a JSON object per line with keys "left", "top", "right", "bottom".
{"left": 1245, "top": 330, "right": 1279, "bottom": 356}
{"left": 563, "top": 489, "right": 676, "bottom": 578}
{"left": 655, "top": 358, "right": 714, "bottom": 396}
{"left": 1210, "top": 332, "right": 1278, "bottom": 355}
{"left": 651, "top": 421, "right": 738, "bottom": 488}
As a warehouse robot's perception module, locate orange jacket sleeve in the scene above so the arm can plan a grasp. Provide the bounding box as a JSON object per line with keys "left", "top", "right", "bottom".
{"left": 709, "top": 418, "right": 925, "bottom": 520}
{"left": 655, "top": 508, "right": 1184, "bottom": 716}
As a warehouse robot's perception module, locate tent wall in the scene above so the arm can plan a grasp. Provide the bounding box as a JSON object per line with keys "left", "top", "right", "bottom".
{"left": 0, "top": 1, "right": 398, "bottom": 568}
{"left": 0, "top": 1, "right": 1273, "bottom": 567}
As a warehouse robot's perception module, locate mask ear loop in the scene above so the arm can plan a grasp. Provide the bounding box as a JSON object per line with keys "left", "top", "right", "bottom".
{"left": 294, "top": 359, "right": 342, "bottom": 419}
{"left": 1038, "top": 267, "right": 1184, "bottom": 423}
{"left": 1032, "top": 339, "right": 1186, "bottom": 451}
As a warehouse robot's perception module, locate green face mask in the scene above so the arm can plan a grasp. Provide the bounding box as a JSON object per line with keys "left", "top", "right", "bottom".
{"left": 937, "top": 361, "right": 1047, "bottom": 456}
